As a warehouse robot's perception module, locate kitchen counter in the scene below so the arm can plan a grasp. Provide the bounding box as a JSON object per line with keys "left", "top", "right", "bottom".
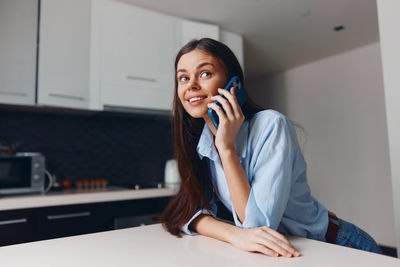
{"left": 0, "top": 187, "right": 177, "bottom": 211}
{"left": 0, "top": 224, "right": 399, "bottom": 267}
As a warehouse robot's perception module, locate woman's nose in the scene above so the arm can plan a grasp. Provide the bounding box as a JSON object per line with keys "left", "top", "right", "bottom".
{"left": 188, "top": 79, "right": 200, "bottom": 90}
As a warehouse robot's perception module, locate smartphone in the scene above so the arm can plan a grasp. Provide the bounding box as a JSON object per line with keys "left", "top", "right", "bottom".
{"left": 208, "top": 76, "right": 246, "bottom": 129}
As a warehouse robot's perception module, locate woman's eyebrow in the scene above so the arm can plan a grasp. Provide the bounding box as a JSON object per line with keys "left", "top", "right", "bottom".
{"left": 177, "top": 62, "right": 215, "bottom": 74}
{"left": 197, "top": 62, "right": 214, "bottom": 69}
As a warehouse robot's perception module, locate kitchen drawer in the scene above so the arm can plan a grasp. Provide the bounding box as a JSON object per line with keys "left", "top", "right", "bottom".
{"left": 104, "top": 197, "right": 170, "bottom": 219}
{"left": 0, "top": 209, "right": 37, "bottom": 246}
{"left": 36, "top": 203, "right": 111, "bottom": 240}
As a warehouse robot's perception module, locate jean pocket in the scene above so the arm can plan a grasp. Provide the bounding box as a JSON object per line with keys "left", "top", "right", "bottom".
{"left": 336, "top": 219, "right": 350, "bottom": 241}
{"left": 356, "top": 227, "right": 375, "bottom": 243}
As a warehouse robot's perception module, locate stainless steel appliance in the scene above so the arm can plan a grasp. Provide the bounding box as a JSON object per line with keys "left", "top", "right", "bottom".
{"left": 0, "top": 152, "right": 46, "bottom": 195}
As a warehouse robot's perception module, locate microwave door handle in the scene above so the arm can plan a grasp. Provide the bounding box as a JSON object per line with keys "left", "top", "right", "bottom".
{"left": 0, "top": 218, "right": 27, "bottom": 226}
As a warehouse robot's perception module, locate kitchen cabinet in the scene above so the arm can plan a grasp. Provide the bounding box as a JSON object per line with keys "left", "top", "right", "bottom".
{"left": 36, "top": 203, "right": 109, "bottom": 240}
{"left": 176, "top": 19, "right": 220, "bottom": 49}
{"left": 0, "top": 209, "right": 37, "bottom": 246}
{"left": 0, "top": 0, "right": 38, "bottom": 106}
{"left": 37, "top": 0, "right": 91, "bottom": 110}
{"left": 0, "top": 0, "right": 243, "bottom": 113}
{"left": 36, "top": 0, "right": 224, "bottom": 113}
{"left": 93, "top": 0, "right": 176, "bottom": 112}
{"left": 0, "top": 196, "right": 170, "bottom": 247}
{"left": 220, "top": 30, "right": 244, "bottom": 71}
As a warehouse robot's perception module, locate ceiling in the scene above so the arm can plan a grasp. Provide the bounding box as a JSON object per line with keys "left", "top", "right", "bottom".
{"left": 122, "top": 0, "right": 380, "bottom": 79}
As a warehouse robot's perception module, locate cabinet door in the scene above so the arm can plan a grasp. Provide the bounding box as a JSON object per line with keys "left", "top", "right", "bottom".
{"left": 0, "top": 0, "right": 37, "bottom": 106}
{"left": 0, "top": 209, "right": 37, "bottom": 247}
{"left": 177, "top": 19, "right": 220, "bottom": 49}
{"left": 220, "top": 30, "right": 244, "bottom": 72}
{"left": 37, "top": 0, "right": 90, "bottom": 109}
{"left": 94, "top": 0, "right": 175, "bottom": 112}
{"left": 106, "top": 197, "right": 170, "bottom": 229}
{"left": 36, "top": 203, "right": 110, "bottom": 240}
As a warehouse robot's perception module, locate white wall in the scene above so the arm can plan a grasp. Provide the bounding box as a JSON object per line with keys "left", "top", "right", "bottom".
{"left": 377, "top": 0, "right": 400, "bottom": 252}
{"left": 248, "top": 42, "right": 396, "bottom": 247}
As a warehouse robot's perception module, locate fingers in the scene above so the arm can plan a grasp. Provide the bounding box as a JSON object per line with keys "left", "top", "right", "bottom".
{"left": 211, "top": 98, "right": 235, "bottom": 121}
{"left": 232, "top": 227, "right": 301, "bottom": 258}
{"left": 262, "top": 226, "right": 298, "bottom": 251}
{"left": 262, "top": 226, "right": 291, "bottom": 246}
{"left": 210, "top": 88, "right": 244, "bottom": 122}
{"left": 207, "top": 102, "right": 227, "bottom": 123}
{"left": 260, "top": 227, "right": 300, "bottom": 257}
{"left": 228, "top": 87, "right": 243, "bottom": 116}
{"left": 217, "top": 87, "right": 242, "bottom": 117}
{"left": 251, "top": 244, "right": 278, "bottom": 257}
{"left": 256, "top": 235, "right": 295, "bottom": 257}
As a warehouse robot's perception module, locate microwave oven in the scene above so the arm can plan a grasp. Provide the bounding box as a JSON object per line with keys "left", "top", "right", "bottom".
{"left": 0, "top": 152, "right": 46, "bottom": 195}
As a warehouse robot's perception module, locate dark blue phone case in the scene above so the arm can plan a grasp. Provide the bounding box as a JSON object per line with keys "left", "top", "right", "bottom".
{"left": 208, "top": 76, "right": 246, "bottom": 129}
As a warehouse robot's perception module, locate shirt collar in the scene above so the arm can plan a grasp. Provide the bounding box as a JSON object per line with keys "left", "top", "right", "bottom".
{"left": 197, "top": 121, "right": 249, "bottom": 162}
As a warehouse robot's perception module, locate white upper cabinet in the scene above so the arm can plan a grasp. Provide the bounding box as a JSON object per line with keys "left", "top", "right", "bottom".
{"left": 92, "top": 0, "right": 176, "bottom": 112}
{"left": 35, "top": 0, "right": 239, "bottom": 113}
{"left": 220, "top": 30, "right": 244, "bottom": 71}
{"left": 1, "top": 0, "right": 243, "bottom": 113}
{"left": 37, "top": 0, "right": 91, "bottom": 109}
{"left": 176, "top": 19, "right": 220, "bottom": 49}
{"left": 0, "top": 0, "right": 37, "bottom": 106}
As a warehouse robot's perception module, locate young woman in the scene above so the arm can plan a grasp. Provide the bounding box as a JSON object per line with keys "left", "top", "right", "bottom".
{"left": 162, "top": 38, "right": 381, "bottom": 257}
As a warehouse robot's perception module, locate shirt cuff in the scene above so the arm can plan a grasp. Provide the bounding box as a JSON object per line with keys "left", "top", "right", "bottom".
{"left": 241, "top": 187, "right": 266, "bottom": 228}
{"left": 181, "top": 209, "right": 215, "bottom": 235}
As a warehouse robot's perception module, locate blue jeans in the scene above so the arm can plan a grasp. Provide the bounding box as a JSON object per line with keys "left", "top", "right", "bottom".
{"left": 332, "top": 217, "right": 382, "bottom": 254}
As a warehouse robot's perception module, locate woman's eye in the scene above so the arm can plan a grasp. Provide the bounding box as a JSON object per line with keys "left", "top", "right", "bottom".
{"left": 179, "top": 76, "right": 188, "bottom": 83}
{"left": 200, "top": 71, "right": 211, "bottom": 78}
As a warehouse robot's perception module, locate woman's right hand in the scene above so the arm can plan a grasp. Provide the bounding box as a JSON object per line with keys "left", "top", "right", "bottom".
{"left": 229, "top": 226, "right": 301, "bottom": 257}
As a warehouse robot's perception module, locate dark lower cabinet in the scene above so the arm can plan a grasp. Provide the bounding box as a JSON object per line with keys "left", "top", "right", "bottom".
{"left": 36, "top": 203, "right": 110, "bottom": 240}
{"left": 0, "top": 197, "right": 170, "bottom": 247}
{"left": 0, "top": 209, "right": 37, "bottom": 246}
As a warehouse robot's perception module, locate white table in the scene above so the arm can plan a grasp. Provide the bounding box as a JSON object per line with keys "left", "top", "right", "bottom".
{"left": 0, "top": 224, "right": 399, "bottom": 267}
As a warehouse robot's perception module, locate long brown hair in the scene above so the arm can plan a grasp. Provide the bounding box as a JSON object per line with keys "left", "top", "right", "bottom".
{"left": 162, "top": 38, "right": 262, "bottom": 236}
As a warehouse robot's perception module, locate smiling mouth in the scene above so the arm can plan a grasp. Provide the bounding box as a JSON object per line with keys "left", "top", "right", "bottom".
{"left": 188, "top": 96, "right": 206, "bottom": 103}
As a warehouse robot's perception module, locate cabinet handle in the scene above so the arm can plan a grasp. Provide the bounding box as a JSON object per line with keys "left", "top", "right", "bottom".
{"left": 0, "top": 91, "right": 28, "bottom": 96}
{"left": 47, "top": 212, "right": 91, "bottom": 220}
{"left": 0, "top": 218, "right": 27, "bottom": 226}
{"left": 48, "top": 93, "right": 85, "bottom": 101}
{"left": 126, "top": 75, "right": 157, "bottom": 83}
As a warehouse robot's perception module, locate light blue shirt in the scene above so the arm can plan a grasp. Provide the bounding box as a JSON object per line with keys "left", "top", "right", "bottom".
{"left": 181, "top": 110, "right": 329, "bottom": 241}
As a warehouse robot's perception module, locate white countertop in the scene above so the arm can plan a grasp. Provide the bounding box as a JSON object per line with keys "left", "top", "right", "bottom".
{"left": 0, "top": 224, "right": 399, "bottom": 267}
{"left": 0, "top": 187, "right": 177, "bottom": 211}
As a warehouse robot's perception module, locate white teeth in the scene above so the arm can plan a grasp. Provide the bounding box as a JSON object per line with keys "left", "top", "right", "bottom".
{"left": 189, "top": 97, "right": 205, "bottom": 102}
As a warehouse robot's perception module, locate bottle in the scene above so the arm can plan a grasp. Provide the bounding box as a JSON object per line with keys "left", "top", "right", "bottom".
{"left": 164, "top": 159, "right": 181, "bottom": 188}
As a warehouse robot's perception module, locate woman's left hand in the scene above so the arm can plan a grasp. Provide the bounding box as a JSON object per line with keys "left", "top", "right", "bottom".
{"left": 208, "top": 87, "right": 245, "bottom": 152}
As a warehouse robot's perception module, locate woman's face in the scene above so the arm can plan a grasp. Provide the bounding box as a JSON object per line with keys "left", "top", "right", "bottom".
{"left": 176, "top": 49, "right": 228, "bottom": 119}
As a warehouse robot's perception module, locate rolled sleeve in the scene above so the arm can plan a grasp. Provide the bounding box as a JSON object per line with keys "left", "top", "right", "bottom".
{"left": 181, "top": 200, "right": 217, "bottom": 235}
{"left": 241, "top": 115, "right": 297, "bottom": 230}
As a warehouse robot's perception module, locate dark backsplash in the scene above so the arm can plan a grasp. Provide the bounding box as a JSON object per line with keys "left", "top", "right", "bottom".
{"left": 0, "top": 106, "right": 174, "bottom": 188}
